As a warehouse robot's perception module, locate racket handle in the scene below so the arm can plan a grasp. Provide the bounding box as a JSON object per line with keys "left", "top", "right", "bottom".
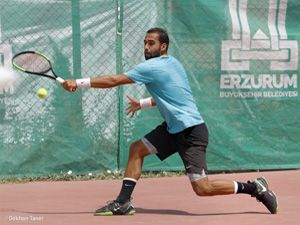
{"left": 56, "top": 77, "right": 65, "bottom": 84}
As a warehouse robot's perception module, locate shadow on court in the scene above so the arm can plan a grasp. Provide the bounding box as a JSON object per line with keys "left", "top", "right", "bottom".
{"left": 135, "top": 207, "right": 269, "bottom": 216}
{"left": 0, "top": 207, "right": 269, "bottom": 216}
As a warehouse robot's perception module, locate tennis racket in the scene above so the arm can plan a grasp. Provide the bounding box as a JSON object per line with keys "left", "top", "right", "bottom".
{"left": 12, "top": 51, "right": 65, "bottom": 84}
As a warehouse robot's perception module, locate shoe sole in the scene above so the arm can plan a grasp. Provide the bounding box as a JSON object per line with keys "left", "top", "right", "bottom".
{"left": 94, "top": 210, "right": 136, "bottom": 216}
{"left": 269, "top": 190, "right": 279, "bottom": 214}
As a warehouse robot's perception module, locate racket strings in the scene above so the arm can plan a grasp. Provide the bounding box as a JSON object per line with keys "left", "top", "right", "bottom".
{"left": 13, "top": 53, "right": 51, "bottom": 74}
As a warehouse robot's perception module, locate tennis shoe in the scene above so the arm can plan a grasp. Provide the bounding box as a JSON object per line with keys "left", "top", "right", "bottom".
{"left": 248, "top": 176, "right": 278, "bottom": 214}
{"left": 94, "top": 200, "right": 136, "bottom": 216}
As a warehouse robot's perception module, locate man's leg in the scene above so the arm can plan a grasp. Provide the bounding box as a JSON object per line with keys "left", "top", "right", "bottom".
{"left": 116, "top": 140, "right": 151, "bottom": 203}
{"left": 191, "top": 177, "right": 255, "bottom": 196}
{"left": 191, "top": 176, "right": 278, "bottom": 214}
{"left": 177, "top": 123, "right": 278, "bottom": 214}
{"left": 94, "top": 140, "right": 151, "bottom": 216}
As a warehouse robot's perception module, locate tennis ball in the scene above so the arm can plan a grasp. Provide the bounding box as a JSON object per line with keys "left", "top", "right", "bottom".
{"left": 37, "top": 88, "right": 48, "bottom": 99}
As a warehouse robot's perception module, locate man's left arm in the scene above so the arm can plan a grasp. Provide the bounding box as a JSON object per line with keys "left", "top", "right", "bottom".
{"left": 126, "top": 96, "right": 156, "bottom": 117}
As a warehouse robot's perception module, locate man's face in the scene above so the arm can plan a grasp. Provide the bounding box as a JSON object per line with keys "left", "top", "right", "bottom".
{"left": 144, "top": 32, "right": 163, "bottom": 60}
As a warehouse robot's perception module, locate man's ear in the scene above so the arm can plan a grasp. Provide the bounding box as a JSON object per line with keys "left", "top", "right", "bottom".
{"left": 161, "top": 43, "right": 168, "bottom": 53}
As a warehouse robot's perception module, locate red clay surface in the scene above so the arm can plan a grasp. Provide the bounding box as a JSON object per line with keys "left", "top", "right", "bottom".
{"left": 0, "top": 170, "right": 299, "bottom": 225}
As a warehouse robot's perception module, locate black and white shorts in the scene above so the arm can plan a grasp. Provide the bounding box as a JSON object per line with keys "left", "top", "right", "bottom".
{"left": 141, "top": 122, "right": 209, "bottom": 182}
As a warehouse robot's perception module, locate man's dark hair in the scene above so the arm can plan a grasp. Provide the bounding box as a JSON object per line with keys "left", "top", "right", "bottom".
{"left": 147, "top": 27, "right": 169, "bottom": 51}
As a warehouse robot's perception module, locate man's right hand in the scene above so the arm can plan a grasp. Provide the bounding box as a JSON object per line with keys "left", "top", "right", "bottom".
{"left": 62, "top": 80, "right": 77, "bottom": 92}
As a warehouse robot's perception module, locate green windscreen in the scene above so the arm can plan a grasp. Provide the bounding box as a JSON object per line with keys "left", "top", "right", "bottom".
{"left": 0, "top": 0, "right": 299, "bottom": 178}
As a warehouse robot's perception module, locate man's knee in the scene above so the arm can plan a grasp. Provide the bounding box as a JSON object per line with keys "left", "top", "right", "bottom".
{"left": 129, "top": 140, "right": 150, "bottom": 158}
{"left": 192, "top": 178, "right": 214, "bottom": 196}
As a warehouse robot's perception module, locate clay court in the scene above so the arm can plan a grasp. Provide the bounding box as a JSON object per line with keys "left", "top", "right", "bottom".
{"left": 1, "top": 170, "right": 299, "bottom": 225}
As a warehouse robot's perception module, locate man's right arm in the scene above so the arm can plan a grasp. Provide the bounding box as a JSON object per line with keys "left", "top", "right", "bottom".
{"left": 62, "top": 74, "right": 134, "bottom": 92}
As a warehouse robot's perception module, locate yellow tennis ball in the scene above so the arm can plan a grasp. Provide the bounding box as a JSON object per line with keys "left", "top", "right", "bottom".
{"left": 37, "top": 88, "right": 48, "bottom": 99}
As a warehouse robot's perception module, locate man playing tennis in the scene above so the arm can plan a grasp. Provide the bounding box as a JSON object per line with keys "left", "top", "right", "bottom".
{"left": 62, "top": 27, "right": 278, "bottom": 215}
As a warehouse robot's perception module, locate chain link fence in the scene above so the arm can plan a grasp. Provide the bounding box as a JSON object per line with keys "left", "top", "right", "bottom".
{"left": 0, "top": 0, "right": 299, "bottom": 178}
{"left": 0, "top": 0, "right": 170, "bottom": 177}
{"left": 0, "top": 0, "right": 122, "bottom": 177}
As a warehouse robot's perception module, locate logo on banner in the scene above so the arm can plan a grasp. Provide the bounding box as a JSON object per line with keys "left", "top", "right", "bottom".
{"left": 220, "top": 0, "right": 298, "bottom": 98}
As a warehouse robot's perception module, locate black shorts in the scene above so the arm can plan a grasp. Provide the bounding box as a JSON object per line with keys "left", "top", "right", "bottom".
{"left": 143, "top": 122, "right": 209, "bottom": 176}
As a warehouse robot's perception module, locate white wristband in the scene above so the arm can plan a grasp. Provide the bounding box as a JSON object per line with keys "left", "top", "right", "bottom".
{"left": 140, "top": 97, "right": 152, "bottom": 108}
{"left": 76, "top": 78, "right": 91, "bottom": 88}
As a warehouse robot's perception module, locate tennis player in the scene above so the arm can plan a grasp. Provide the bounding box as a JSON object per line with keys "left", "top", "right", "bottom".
{"left": 62, "top": 27, "right": 278, "bottom": 215}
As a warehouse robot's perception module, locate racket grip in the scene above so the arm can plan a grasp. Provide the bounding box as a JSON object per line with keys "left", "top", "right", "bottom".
{"left": 56, "top": 77, "right": 65, "bottom": 84}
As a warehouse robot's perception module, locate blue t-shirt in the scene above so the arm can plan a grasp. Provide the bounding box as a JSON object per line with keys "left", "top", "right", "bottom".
{"left": 125, "top": 55, "right": 204, "bottom": 133}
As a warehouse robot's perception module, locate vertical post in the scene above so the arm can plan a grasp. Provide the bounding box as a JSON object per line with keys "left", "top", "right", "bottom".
{"left": 116, "top": 0, "right": 124, "bottom": 169}
{"left": 163, "top": 0, "right": 168, "bottom": 26}
{"left": 71, "top": 0, "right": 81, "bottom": 78}
{"left": 68, "top": 0, "right": 84, "bottom": 148}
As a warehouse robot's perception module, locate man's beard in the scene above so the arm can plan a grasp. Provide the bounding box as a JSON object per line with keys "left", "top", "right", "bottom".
{"left": 144, "top": 51, "right": 160, "bottom": 60}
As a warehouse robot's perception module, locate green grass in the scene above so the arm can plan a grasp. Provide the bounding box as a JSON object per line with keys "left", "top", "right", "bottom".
{"left": 0, "top": 171, "right": 186, "bottom": 184}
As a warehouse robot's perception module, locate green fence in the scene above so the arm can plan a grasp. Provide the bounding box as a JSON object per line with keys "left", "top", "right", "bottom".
{"left": 0, "top": 0, "right": 299, "bottom": 178}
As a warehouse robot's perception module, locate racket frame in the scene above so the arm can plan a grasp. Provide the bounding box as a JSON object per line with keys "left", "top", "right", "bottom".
{"left": 12, "top": 51, "right": 65, "bottom": 83}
